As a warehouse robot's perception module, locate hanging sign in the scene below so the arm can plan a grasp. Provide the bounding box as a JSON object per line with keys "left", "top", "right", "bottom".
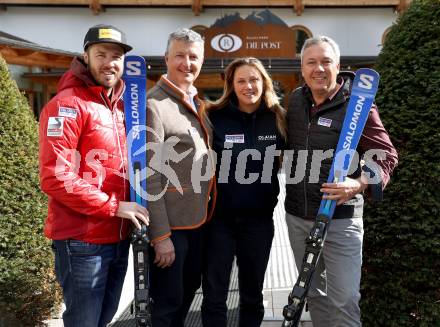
{"left": 202, "top": 10, "right": 296, "bottom": 58}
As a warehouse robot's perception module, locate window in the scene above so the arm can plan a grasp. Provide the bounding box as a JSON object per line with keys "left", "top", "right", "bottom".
{"left": 190, "top": 25, "right": 208, "bottom": 37}
{"left": 290, "top": 25, "right": 312, "bottom": 55}
{"left": 382, "top": 26, "right": 393, "bottom": 46}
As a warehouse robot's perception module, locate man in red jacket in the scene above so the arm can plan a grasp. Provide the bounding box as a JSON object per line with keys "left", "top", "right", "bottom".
{"left": 39, "top": 24, "right": 149, "bottom": 327}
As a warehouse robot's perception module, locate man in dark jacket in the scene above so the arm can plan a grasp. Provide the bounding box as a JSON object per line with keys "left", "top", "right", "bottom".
{"left": 39, "top": 24, "right": 148, "bottom": 327}
{"left": 285, "top": 35, "right": 398, "bottom": 327}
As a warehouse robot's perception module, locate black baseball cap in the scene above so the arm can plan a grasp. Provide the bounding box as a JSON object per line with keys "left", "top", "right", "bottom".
{"left": 83, "top": 24, "right": 133, "bottom": 53}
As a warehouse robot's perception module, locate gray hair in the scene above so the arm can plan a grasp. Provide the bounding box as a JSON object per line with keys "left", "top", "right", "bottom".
{"left": 166, "top": 28, "right": 204, "bottom": 54}
{"left": 300, "top": 35, "right": 340, "bottom": 64}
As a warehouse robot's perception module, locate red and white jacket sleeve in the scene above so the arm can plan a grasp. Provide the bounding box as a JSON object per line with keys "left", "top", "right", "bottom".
{"left": 39, "top": 98, "right": 119, "bottom": 218}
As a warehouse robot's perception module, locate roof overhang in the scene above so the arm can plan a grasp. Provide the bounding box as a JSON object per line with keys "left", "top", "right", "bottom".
{"left": 0, "top": 35, "right": 78, "bottom": 68}
{"left": 0, "top": 0, "right": 411, "bottom": 16}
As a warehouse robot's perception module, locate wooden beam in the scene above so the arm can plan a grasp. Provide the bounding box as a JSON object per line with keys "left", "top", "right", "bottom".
{"left": 294, "top": 0, "right": 304, "bottom": 16}
{"left": 89, "top": 0, "right": 103, "bottom": 15}
{"left": 202, "top": 0, "right": 293, "bottom": 4}
{"left": 192, "top": 0, "right": 202, "bottom": 16}
{"left": 0, "top": 0, "right": 406, "bottom": 5}
{"left": 100, "top": 0, "right": 191, "bottom": 4}
{"left": 305, "top": 0, "right": 399, "bottom": 4}
{"left": 0, "top": 0, "right": 413, "bottom": 16}
{"left": 0, "top": 0, "right": 89, "bottom": 4}
{"left": 0, "top": 46, "right": 72, "bottom": 68}
{"left": 190, "top": 0, "right": 402, "bottom": 5}
{"left": 0, "top": 46, "right": 18, "bottom": 58}
{"left": 396, "top": 0, "right": 409, "bottom": 13}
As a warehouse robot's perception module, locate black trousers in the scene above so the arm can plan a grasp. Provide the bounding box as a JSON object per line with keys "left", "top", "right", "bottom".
{"left": 201, "top": 210, "right": 274, "bottom": 327}
{"left": 150, "top": 228, "right": 204, "bottom": 327}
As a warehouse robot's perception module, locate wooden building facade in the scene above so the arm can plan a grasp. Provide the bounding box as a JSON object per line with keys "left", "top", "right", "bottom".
{"left": 0, "top": 0, "right": 411, "bottom": 114}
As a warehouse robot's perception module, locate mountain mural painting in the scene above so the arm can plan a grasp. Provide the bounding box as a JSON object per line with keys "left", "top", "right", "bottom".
{"left": 202, "top": 10, "right": 296, "bottom": 58}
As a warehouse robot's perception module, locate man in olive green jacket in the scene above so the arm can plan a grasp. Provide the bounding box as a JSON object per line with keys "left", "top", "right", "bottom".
{"left": 146, "top": 28, "right": 216, "bottom": 327}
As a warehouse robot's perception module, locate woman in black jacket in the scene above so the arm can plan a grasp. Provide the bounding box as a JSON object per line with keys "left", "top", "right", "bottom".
{"left": 201, "top": 57, "right": 287, "bottom": 327}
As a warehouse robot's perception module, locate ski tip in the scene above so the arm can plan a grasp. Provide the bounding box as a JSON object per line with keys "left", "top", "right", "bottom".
{"left": 352, "top": 68, "right": 380, "bottom": 96}
{"left": 125, "top": 55, "right": 146, "bottom": 64}
{"left": 357, "top": 66, "right": 378, "bottom": 77}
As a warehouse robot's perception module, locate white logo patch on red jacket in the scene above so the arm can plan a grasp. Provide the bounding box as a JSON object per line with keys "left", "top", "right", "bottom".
{"left": 58, "top": 107, "right": 78, "bottom": 119}
{"left": 47, "top": 117, "right": 64, "bottom": 137}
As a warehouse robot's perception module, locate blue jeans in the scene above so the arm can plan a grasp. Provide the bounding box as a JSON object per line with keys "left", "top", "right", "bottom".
{"left": 52, "top": 239, "right": 130, "bottom": 327}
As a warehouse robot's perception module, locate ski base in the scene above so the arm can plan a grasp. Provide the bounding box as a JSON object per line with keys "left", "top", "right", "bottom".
{"left": 282, "top": 214, "right": 329, "bottom": 327}
{"left": 131, "top": 225, "right": 153, "bottom": 327}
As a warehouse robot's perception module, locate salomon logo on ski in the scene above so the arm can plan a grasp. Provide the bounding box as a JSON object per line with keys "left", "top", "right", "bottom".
{"left": 126, "top": 60, "right": 143, "bottom": 76}
{"left": 358, "top": 73, "right": 374, "bottom": 90}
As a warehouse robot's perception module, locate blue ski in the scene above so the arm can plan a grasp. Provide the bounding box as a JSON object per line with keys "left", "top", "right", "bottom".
{"left": 282, "top": 68, "right": 380, "bottom": 327}
{"left": 319, "top": 68, "right": 380, "bottom": 218}
{"left": 123, "top": 55, "right": 152, "bottom": 327}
